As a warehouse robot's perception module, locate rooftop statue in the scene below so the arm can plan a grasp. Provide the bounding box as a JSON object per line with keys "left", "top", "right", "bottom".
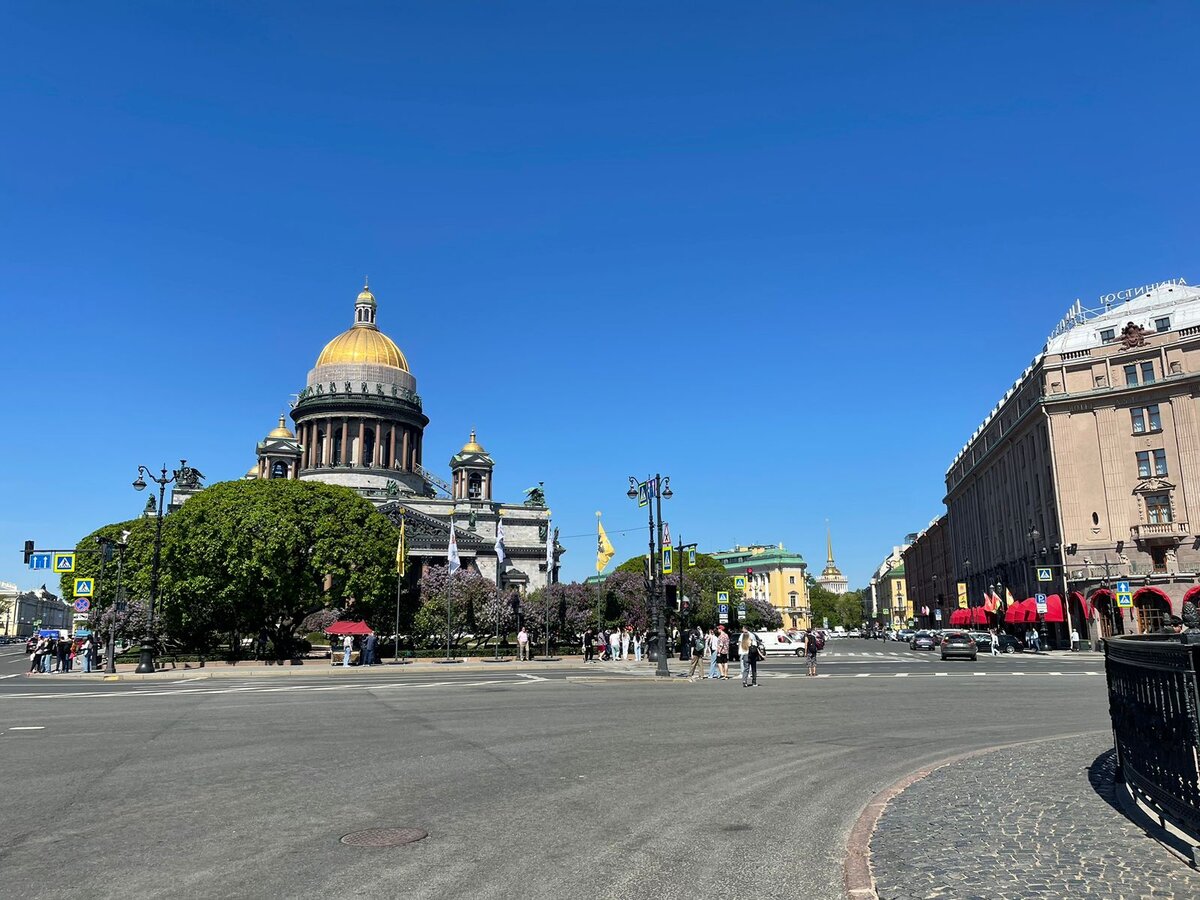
{"left": 523, "top": 484, "right": 546, "bottom": 508}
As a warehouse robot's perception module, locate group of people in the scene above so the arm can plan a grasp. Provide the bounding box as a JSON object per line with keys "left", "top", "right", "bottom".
{"left": 27, "top": 633, "right": 98, "bottom": 674}
{"left": 581, "top": 626, "right": 645, "bottom": 663}
{"left": 340, "top": 632, "right": 379, "bottom": 666}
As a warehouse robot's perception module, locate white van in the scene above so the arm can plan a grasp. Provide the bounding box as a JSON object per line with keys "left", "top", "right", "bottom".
{"left": 753, "top": 630, "right": 806, "bottom": 657}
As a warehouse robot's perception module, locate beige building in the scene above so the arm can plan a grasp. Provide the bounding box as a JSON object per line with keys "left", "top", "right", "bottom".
{"left": 902, "top": 516, "right": 956, "bottom": 630}
{"left": 866, "top": 543, "right": 909, "bottom": 624}
{"left": 712, "top": 544, "right": 811, "bottom": 630}
{"left": 945, "top": 278, "right": 1199, "bottom": 646}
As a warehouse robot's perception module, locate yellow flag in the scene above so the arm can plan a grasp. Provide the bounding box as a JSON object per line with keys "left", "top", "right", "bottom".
{"left": 596, "top": 519, "right": 615, "bottom": 573}
{"left": 396, "top": 516, "right": 407, "bottom": 577}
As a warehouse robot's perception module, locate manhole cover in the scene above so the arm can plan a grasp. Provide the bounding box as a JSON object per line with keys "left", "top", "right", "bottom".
{"left": 340, "top": 827, "right": 428, "bottom": 848}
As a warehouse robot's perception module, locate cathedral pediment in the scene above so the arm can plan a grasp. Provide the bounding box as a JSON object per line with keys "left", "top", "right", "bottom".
{"left": 378, "top": 501, "right": 489, "bottom": 550}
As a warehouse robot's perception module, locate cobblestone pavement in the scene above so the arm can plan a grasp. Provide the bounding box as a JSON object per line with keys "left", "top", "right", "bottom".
{"left": 870, "top": 734, "right": 1200, "bottom": 899}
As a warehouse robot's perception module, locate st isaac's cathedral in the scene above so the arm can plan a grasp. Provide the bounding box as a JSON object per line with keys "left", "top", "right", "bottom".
{"left": 244, "top": 282, "right": 557, "bottom": 594}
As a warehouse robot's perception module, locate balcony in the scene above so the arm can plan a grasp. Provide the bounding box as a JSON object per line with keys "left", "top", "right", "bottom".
{"left": 1129, "top": 521, "right": 1190, "bottom": 541}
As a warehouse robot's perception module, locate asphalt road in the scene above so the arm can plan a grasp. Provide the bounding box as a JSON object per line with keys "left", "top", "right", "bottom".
{"left": 0, "top": 642, "right": 1111, "bottom": 900}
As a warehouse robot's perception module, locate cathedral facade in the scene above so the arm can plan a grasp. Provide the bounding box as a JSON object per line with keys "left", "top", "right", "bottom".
{"left": 245, "top": 283, "right": 557, "bottom": 594}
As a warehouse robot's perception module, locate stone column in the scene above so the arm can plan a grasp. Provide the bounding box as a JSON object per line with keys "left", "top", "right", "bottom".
{"left": 341, "top": 417, "right": 349, "bottom": 466}
{"left": 402, "top": 429, "right": 411, "bottom": 472}
{"left": 1168, "top": 392, "right": 1200, "bottom": 526}
{"left": 323, "top": 419, "right": 332, "bottom": 467}
{"left": 388, "top": 425, "right": 396, "bottom": 469}
{"left": 357, "top": 419, "right": 365, "bottom": 467}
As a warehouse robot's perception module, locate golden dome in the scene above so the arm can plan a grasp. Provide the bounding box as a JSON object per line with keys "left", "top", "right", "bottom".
{"left": 244, "top": 464, "right": 259, "bottom": 479}
{"left": 267, "top": 414, "right": 294, "bottom": 439}
{"left": 357, "top": 286, "right": 376, "bottom": 307}
{"left": 316, "top": 325, "right": 409, "bottom": 370}
{"left": 460, "top": 430, "right": 485, "bottom": 454}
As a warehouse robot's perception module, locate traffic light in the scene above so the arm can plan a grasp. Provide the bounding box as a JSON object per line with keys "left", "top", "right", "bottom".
{"left": 23, "top": 540, "right": 34, "bottom": 565}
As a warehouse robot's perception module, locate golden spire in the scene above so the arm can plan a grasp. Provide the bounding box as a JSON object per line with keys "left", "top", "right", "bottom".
{"left": 268, "top": 413, "right": 294, "bottom": 439}
{"left": 460, "top": 430, "right": 485, "bottom": 454}
{"left": 826, "top": 521, "right": 835, "bottom": 564}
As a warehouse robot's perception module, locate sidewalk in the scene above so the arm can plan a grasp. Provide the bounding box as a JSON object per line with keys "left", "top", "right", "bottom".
{"left": 865, "top": 734, "right": 1200, "bottom": 899}
{"left": 19, "top": 656, "right": 662, "bottom": 682}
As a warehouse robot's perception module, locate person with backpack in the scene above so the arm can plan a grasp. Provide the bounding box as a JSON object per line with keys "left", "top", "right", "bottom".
{"left": 740, "top": 627, "right": 763, "bottom": 687}
{"left": 804, "top": 628, "right": 821, "bottom": 676}
{"left": 705, "top": 628, "right": 720, "bottom": 679}
{"left": 687, "top": 628, "right": 706, "bottom": 681}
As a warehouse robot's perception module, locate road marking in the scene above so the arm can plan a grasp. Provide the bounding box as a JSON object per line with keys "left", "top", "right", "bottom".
{"left": 10, "top": 726, "right": 44, "bottom": 730}
{"left": 934, "top": 673, "right": 948, "bottom": 677}
{"left": 894, "top": 673, "right": 909, "bottom": 677}
{"left": 972, "top": 672, "right": 988, "bottom": 676}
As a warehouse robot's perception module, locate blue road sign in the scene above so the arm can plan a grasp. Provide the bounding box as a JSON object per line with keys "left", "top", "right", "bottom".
{"left": 74, "top": 578, "right": 94, "bottom": 597}
{"left": 53, "top": 552, "right": 76, "bottom": 573}
{"left": 718, "top": 603, "right": 729, "bottom": 615}
{"left": 1035, "top": 593, "right": 1048, "bottom": 614}
{"left": 1116, "top": 580, "right": 1131, "bottom": 594}
{"left": 1036, "top": 567, "right": 1052, "bottom": 581}
{"left": 29, "top": 552, "right": 52, "bottom": 571}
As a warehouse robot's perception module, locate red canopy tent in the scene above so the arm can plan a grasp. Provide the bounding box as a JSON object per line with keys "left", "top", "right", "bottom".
{"left": 1004, "top": 601, "right": 1027, "bottom": 624}
{"left": 949, "top": 609, "right": 967, "bottom": 626}
{"left": 1042, "top": 594, "right": 1066, "bottom": 624}
{"left": 325, "top": 620, "right": 374, "bottom": 636}
{"left": 968, "top": 607, "right": 989, "bottom": 626}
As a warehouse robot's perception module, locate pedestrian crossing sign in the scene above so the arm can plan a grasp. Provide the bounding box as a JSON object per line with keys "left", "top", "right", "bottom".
{"left": 1036, "top": 567, "right": 1052, "bottom": 581}
{"left": 53, "top": 552, "right": 75, "bottom": 573}
{"left": 1117, "top": 591, "right": 1133, "bottom": 608}
{"left": 662, "top": 547, "right": 673, "bottom": 574}
{"left": 734, "top": 576, "right": 746, "bottom": 590}
{"left": 74, "top": 578, "right": 94, "bottom": 596}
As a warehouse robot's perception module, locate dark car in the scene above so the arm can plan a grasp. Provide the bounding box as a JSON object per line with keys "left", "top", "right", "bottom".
{"left": 941, "top": 632, "right": 977, "bottom": 661}
{"left": 910, "top": 631, "right": 936, "bottom": 651}
{"left": 972, "top": 632, "right": 1022, "bottom": 654}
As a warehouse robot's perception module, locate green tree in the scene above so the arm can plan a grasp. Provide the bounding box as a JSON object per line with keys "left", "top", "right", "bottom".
{"left": 610, "top": 552, "right": 741, "bottom": 630}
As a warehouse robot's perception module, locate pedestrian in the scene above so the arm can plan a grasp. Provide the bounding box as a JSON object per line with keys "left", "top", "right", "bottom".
{"left": 56, "top": 635, "right": 70, "bottom": 673}
{"left": 633, "top": 630, "right": 643, "bottom": 662}
{"left": 81, "top": 635, "right": 94, "bottom": 673}
{"left": 621, "top": 626, "right": 631, "bottom": 662}
{"left": 341, "top": 633, "right": 353, "bottom": 667}
{"left": 1070, "top": 627, "right": 1081, "bottom": 650}
{"left": 1030, "top": 628, "right": 1042, "bottom": 653}
{"left": 687, "top": 628, "right": 706, "bottom": 681}
{"left": 744, "top": 633, "right": 762, "bottom": 687}
{"left": 716, "top": 626, "right": 730, "bottom": 679}
{"left": 364, "top": 631, "right": 377, "bottom": 666}
{"left": 583, "top": 628, "right": 595, "bottom": 663}
{"left": 989, "top": 627, "right": 1001, "bottom": 657}
{"left": 739, "top": 627, "right": 756, "bottom": 686}
{"left": 28, "top": 638, "right": 43, "bottom": 674}
{"left": 42, "top": 637, "right": 53, "bottom": 673}
{"left": 596, "top": 629, "right": 608, "bottom": 661}
{"left": 610, "top": 627, "right": 623, "bottom": 661}
{"left": 256, "top": 628, "right": 269, "bottom": 660}
{"left": 517, "top": 626, "right": 530, "bottom": 661}
{"left": 706, "top": 628, "right": 719, "bottom": 679}
{"left": 804, "top": 628, "right": 820, "bottom": 676}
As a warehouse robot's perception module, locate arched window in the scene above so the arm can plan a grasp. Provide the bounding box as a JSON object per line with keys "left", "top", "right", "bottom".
{"left": 316, "top": 429, "right": 326, "bottom": 466}
{"left": 332, "top": 428, "right": 343, "bottom": 466}
{"left": 363, "top": 427, "right": 376, "bottom": 469}
{"left": 788, "top": 591, "right": 798, "bottom": 607}
{"left": 1134, "top": 590, "right": 1169, "bottom": 634}
{"left": 468, "top": 473, "right": 482, "bottom": 499}
{"left": 271, "top": 461, "right": 288, "bottom": 480}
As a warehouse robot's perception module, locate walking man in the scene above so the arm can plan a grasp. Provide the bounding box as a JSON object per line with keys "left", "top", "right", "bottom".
{"left": 363, "top": 631, "right": 377, "bottom": 667}
{"left": 611, "top": 627, "right": 623, "bottom": 661}
{"left": 990, "top": 627, "right": 1001, "bottom": 657}
{"left": 687, "top": 628, "right": 705, "bottom": 681}
{"left": 517, "top": 626, "right": 530, "bottom": 661}
{"left": 342, "top": 633, "right": 353, "bottom": 667}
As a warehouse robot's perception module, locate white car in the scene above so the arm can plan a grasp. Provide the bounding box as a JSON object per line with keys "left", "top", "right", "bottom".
{"left": 753, "top": 631, "right": 807, "bottom": 657}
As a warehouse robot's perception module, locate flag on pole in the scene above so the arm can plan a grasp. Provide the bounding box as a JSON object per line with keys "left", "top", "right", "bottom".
{"left": 494, "top": 516, "right": 507, "bottom": 566}
{"left": 396, "top": 515, "right": 407, "bottom": 577}
{"left": 596, "top": 518, "right": 614, "bottom": 573}
{"left": 545, "top": 520, "right": 555, "bottom": 583}
{"left": 1004, "top": 587, "right": 1015, "bottom": 608}
{"left": 982, "top": 590, "right": 994, "bottom": 613}
{"left": 448, "top": 524, "right": 460, "bottom": 574}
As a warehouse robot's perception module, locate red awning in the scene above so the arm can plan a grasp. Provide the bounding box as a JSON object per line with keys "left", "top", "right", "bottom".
{"left": 1004, "top": 602, "right": 1024, "bottom": 624}
{"left": 325, "top": 620, "right": 374, "bottom": 635}
{"left": 970, "top": 607, "right": 989, "bottom": 625}
{"left": 1043, "top": 594, "right": 1065, "bottom": 624}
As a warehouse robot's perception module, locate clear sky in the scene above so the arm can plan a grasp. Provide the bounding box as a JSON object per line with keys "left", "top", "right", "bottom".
{"left": 1, "top": 2, "right": 1197, "bottom": 592}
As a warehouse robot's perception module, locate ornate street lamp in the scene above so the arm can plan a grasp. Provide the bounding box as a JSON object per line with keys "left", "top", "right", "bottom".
{"left": 1028, "top": 524, "right": 1049, "bottom": 650}
{"left": 132, "top": 461, "right": 185, "bottom": 673}
{"left": 627, "top": 474, "right": 671, "bottom": 678}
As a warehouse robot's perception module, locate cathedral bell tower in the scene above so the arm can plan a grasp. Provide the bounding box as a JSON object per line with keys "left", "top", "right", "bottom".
{"left": 449, "top": 431, "right": 494, "bottom": 501}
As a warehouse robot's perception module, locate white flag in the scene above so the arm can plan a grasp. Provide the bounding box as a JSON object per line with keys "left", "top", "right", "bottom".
{"left": 545, "top": 520, "right": 554, "bottom": 583}
{"left": 448, "top": 525, "right": 460, "bottom": 574}
{"left": 494, "top": 517, "right": 506, "bottom": 566}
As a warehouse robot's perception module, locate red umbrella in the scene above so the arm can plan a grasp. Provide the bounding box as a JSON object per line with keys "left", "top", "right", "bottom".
{"left": 325, "top": 620, "right": 374, "bottom": 636}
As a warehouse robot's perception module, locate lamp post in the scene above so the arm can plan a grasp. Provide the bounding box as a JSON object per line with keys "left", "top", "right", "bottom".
{"left": 132, "top": 461, "right": 184, "bottom": 674}
{"left": 627, "top": 474, "right": 672, "bottom": 678}
{"left": 105, "top": 532, "right": 129, "bottom": 674}
{"left": 930, "top": 574, "right": 938, "bottom": 630}
{"left": 1028, "top": 525, "right": 1049, "bottom": 651}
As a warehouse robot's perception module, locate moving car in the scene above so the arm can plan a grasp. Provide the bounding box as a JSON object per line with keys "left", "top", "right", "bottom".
{"left": 910, "top": 631, "right": 936, "bottom": 651}
{"left": 940, "top": 632, "right": 978, "bottom": 661}
{"left": 753, "top": 631, "right": 806, "bottom": 657}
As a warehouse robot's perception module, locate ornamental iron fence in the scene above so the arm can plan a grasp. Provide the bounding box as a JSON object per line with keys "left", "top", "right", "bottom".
{"left": 1105, "top": 633, "right": 1200, "bottom": 838}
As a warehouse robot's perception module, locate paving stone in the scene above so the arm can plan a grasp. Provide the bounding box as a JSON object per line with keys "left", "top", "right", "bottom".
{"left": 869, "top": 735, "right": 1200, "bottom": 899}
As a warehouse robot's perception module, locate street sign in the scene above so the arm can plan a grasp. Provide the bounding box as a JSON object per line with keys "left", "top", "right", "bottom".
{"left": 1117, "top": 592, "right": 1134, "bottom": 608}
{"left": 662, "top": 547, "right": 673, "bottom": 574}
{"left": 935, "top": 609, "right": 942, "bottom": 621}
{"left": 733, "top": 576, "right": 746, "bottom": 590}
{"left": 717, "top": 591, "right": 729, "bottom": 603}
{"left": 1036, "top": 567, "right": 1052, "bottom": 582}
{"left": 737, "top": 603, "right": 746, "bottom": 616}
{"left": 637, "top": 482, "right": 649, "bottom": 508}
{"left": 957, "top": 582, "right": 968, "bottom": 608}
{"left": 686, "top": 547, "right": 696, "bottom": 567}
{"left": 1035, "top": 593, "right": 1048, "bottom": 614}
{"left": 74, "top": 578, "right": 94, "bottom": 597}
{"left": 718, "top": 602, "right": 729, "bottom": 624}
{"left": 53, "top": 552, "right": 76, "bottom": 573}
{"left": 73, "top": 629, "right": 91, "bottom": 637}
{"left": 73, "top": 598, "right": 90, "bottom": 612}
{"left": 29, "top": 552, "right": 52, "bottom": 571}
{"left": 1116, "top": 580, "right": 1131, "bottom": 594}
{"left": 661, "top": 522, "right": 671, "bottom": 546}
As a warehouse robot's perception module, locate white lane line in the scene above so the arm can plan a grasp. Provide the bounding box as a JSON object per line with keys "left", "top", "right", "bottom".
{"left": 894, "top": 673, "right": 909, "bottom": 677}
{"left": 0, "top": 674, "right": 20, "bottom": 680}
{"left": 972, "top": 672, "right": 988, "bottom": 676}
{"left": 934, "top": 673, "right": 948, "bottom": 677}
{"left": 855, "top": 673, "right": 870, "bottom": 678}
{"left": 10, "top": 726, "right": 45, "bottom": 730}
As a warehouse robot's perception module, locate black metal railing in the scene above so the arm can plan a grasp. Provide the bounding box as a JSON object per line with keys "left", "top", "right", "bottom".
{"left": 1105, "top": 633, "right": 1200, "bottom": 837}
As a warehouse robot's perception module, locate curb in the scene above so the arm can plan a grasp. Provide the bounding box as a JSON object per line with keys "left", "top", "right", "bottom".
{"left": 842, "top": 729, "right": 1107, "bottom": 899}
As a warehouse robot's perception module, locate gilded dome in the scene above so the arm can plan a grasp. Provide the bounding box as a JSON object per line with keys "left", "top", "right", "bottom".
{"left": 460, "top": 430, "right": 485, "bottom": 454}
{"left": 314, "top": 282, "right": 410, "bottom": 371}
{"left": 267, "top": 414, "right": 294, "bottom": 439}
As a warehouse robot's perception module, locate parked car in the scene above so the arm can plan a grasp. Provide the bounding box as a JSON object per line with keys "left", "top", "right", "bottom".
{"left": 910, "top": 631, "right": 937, "bottom": 651}
{"left": 941, "top": 631, "right": 978, "bottom": 661}
{"left": 753, "top": 631, "right": 806, "bottom": 657}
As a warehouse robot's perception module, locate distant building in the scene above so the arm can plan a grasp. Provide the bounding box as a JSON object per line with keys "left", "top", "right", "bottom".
{"left": 815, "top": 527, "right": 849, "bottom": 595}
{"left": 0, "top": 581, "right": 19, "bottom": 637}
{"left": 945, "top": 278, "right": 1200, "bottom": 645}
{"left": 866, "top": 544, "right": 910, "bottom": 626}
{"left": 902, "top": 516, "right": 954, "bottom": 630}
{"left": 6, "top": 585, "right": 71, "bottom": 638}
{"left": 712, "top": 544, "right": 810, "bottom": 630}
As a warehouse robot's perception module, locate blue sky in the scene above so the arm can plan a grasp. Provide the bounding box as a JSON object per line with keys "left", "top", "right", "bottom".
{"left": 1, "top": 2, "right": 1197, "bottom": 591}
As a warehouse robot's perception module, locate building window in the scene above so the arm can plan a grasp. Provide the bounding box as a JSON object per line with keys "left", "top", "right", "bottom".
{"left": 1125, "top": 364, "right": 1139, "bottom": 386}
{"left": 788, "top": 591, "right": 798, "bottom": 606}
{"left": 1101, "top": 328, "right": 1116, "bottom": 343}
{"left": 1137, "top": 451, "right": 1150, "bottom": 478}
{"left": 1141, "top": 361, "right": 1156, "bottom": 384}
{"left": 1148, "top": 404, "right": 1161, "bottom": 431}
{"left": 789, "top": 575, "right": 795, "bottom": 584}
{"left": 1146, "top": 493, "right": 1173, "bottom": 524}
{"left": 1131, "top": 408, "right": 1145, "bottom": 433}
{"left": 1154, "top": 449, "right": 1168, "bottom": 475}
{"left": 1131, "top": 404, "right": 1162, "bottom": 434}
{"left": 1155, "top": 317, "right": 1171, "bottom": 333}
